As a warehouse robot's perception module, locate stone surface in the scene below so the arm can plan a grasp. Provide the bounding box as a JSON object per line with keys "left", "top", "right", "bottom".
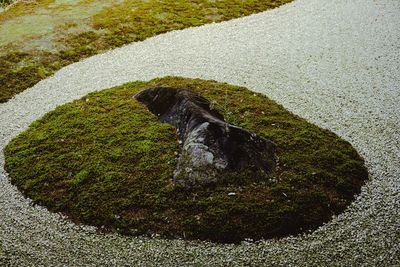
{"left": 135, "top": 87, "right": 276, "bottom": 188}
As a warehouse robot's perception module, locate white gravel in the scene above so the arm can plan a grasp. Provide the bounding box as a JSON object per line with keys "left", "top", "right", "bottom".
{"left": 1, "top": 0, "right": 400, "bottom": 265}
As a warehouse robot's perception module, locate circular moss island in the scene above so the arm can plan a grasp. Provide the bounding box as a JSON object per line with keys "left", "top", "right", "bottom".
{"left": 4, "top": 76, "right": 368, "bottom": 243}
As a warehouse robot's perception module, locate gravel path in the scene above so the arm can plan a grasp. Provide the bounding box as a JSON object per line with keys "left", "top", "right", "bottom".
{"left": 1, "top": 0, "right": 400, "bottom": 265}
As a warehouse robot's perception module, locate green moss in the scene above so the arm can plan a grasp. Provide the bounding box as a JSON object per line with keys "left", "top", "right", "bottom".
{"left": 91, "top": 0, "right": 291, "bottom": 48}
{"left": 4, "top": 77, "right": 369, "bottom": 243}
{"left": 0, "top": 0, "right": 13, "bottom": 8}
{"left": 0, "top": 51, "right": 60, "bottom": 102}
{"left": 0, "top": 0, "right": 292, "bottom": 102}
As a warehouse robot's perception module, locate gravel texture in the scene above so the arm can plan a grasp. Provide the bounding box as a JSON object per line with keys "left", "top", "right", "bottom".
{"left": 1, "top": 0, "right": 400, "bottom": 265}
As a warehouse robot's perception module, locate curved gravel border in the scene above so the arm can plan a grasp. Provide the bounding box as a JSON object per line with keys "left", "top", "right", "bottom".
{"left": 1, "top": 0, "right": 399, "bottom": 265}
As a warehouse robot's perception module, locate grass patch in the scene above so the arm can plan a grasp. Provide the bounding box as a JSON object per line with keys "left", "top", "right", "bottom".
{"left": 4, "top": 77, "right": 368, "bottom": 243}
{"left": 0, "top": 0, "right": 292, "bottom": 102}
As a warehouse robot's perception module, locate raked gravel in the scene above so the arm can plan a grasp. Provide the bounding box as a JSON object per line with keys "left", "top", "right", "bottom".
{"left": 1, "top": 0, "right": 400, "bottom": 265}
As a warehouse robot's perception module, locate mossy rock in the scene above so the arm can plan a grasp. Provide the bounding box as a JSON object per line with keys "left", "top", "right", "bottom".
{"left": 4, "top": 77, "right": 368, "bottom": 243}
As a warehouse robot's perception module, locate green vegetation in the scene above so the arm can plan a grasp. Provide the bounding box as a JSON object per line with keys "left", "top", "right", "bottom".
{"left": 0, "top": 0, "right": 13, "bottom": 8}
{"left": 0, "top": 0, "right": 292, "bottom": 102}
{"left": 4, "top": 77, "right": 368, "bottom": 243}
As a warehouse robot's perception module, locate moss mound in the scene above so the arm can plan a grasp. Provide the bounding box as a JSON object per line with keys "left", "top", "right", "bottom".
{"left": 4, "top": 77, "right": 368, "bottom": 243}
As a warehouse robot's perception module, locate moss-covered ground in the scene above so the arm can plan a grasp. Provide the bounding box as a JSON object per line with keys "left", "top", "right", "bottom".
{"left": 0, "top": 0, "right": 13, "bottom": 8}
{"left": 0, "top": 0, "right": 292, "bottom": 102}
{"left": 4, "top": 77, "right": 368, "bottom": 243}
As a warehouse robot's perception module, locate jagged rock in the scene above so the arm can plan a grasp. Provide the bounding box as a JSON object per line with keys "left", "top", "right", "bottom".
{"left": 134, "top": 87, "right": 276, "bottom": 188}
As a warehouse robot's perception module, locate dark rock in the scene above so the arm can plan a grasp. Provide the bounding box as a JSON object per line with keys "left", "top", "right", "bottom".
{"left": 134, "top": 87, "right": 276, "bottom": 188}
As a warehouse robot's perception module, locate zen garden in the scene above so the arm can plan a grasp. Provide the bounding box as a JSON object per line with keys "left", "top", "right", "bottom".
{"left": 0, "top": 0, "right": 399, "bottom": 266}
